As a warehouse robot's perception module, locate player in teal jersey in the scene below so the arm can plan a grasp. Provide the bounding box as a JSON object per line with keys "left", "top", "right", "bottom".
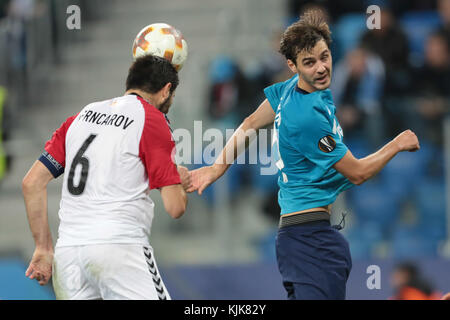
{"left": 188, "top": 10, "right": 420, "bottom": 299}
{"left": 264, "top": 73, "right": 354, "bottom": 214}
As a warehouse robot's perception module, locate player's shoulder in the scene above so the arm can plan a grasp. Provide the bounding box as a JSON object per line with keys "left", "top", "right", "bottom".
{"left": 86, "top": 95, "right": 163, "bottom": 117}
{"left": 84, "top": 95, "right": 145, "bottom": 108}
{"left": 128, "top": 94, "right": 162, "bottom": 117}
{"left": 139, "top": 103, "right": 169, "bottom": 132}
{"left": 286, "top": 90, "right": 332, "bottom": 133}
{"left": 307, "top": 89, "right": 334, "bottom": 118}
{"left": 131, "top": 96, "right": 171, "bottom": 133}
{"left": 267, "top": 74, "right": 298, "bottom": 93}
{"left": 280, "top": 74, "right": 299, "bottom": 91}
{"left": 286, "top": 74, "right": 299, "bottom": 85}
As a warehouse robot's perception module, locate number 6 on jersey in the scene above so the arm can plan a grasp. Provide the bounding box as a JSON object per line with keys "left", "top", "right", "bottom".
{"left": 68, "top": 134, "right": 97, "bottom": 195}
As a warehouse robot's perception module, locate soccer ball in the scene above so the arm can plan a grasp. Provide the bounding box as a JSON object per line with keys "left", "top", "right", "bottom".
{"left": 132, "top": 23, "right": 188, "bottom": 71}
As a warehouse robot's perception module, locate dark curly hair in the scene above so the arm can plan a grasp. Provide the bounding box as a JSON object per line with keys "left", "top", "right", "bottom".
{"left": 126, "top": 55, "right": 179, "bottom": 94}
{"left": 279, "top": 9, "right": 332, "bottom": 65}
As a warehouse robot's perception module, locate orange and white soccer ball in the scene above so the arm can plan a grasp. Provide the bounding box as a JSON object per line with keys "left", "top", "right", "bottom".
{"left": 132, "top": 23, "right": 188, "bottom": 71}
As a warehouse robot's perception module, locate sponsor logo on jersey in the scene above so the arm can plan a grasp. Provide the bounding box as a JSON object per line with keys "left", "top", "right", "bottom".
{"left": 318, "top": 135, "right": 336, "bottom": 153}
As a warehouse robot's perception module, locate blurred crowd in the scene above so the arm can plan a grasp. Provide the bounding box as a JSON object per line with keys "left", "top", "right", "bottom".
{"left": 204, "top": 0, "right": 450, "bottom": 260}
{"left": 0, "top": 0, "right": 52, "bottom": 183}
{"left": 0, "top": 0, "right": 99, "bottom": 186}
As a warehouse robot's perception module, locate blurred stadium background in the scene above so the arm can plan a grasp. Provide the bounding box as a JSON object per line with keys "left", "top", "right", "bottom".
{"left": 1, "top": 0, "right": 450, "bottom": 299}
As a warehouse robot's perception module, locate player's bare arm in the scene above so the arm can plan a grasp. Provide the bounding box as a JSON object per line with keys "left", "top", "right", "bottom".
{"left": 160, "top": 184, "right": 187, "bottom": 219}
{"left": 188, "top": 99, "right": 275, "bottom": 195}
{"left": 22, "top": 160, "right": 55, "bottom": 286}
{"left": 334, "top": 130, "right": 420, "bottom": 185}
{"left": 177, "top": 165, "right": 192, "bottom": 191}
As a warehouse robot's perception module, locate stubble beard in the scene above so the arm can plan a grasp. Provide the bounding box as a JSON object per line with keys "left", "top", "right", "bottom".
{"left": 158, "top": 95, "right": 172, "bottom": 114}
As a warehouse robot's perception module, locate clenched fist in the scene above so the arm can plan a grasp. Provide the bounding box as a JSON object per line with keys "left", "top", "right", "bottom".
{"left": 393, "top": 130, "right": 420, "bottom": 152}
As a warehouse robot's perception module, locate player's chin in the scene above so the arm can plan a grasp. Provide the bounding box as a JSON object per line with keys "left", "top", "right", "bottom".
{"left": 160, "top": 105, "right": 171, "bottom": 114}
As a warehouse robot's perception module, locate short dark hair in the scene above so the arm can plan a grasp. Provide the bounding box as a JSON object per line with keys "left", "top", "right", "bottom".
{"left": 126, "top": 55, "right": 179, "bottom": 94}
{"left": 279, "top": 9, "right": 332, "bottom": 64}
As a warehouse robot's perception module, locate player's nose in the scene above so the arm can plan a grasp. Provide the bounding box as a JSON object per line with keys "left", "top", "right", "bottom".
{"left": 317, "top": 63, "right": 327, "bottom": 74}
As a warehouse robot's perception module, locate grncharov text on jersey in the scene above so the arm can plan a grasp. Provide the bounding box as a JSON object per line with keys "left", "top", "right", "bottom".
{"left": 79, "top": 110, "right": 134, "bottom": 130}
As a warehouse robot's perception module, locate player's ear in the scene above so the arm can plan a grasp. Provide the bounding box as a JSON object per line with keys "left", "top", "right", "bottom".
{"left": 286, "top": 59, "right": 297, "bottom": 74}
{"left": 161, "top": 82, "right": 172, "bottom": 100}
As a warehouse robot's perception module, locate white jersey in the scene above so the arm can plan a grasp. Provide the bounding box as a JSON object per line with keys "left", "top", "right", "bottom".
{"left": 39, "top": 94, "right": 180, "bottom": 247}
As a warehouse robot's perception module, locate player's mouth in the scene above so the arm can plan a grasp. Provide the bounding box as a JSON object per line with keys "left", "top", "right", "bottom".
{"left": 315, "top": 74, "right": 328, "bottom": 84}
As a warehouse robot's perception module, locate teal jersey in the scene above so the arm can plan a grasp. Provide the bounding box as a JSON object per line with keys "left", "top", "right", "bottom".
{"left": 264, "top": 75, "right": 354, "bottom": 215}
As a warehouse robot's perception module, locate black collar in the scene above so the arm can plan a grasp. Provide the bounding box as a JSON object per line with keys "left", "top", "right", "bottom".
{"left": 295, "top": 86, "right": 312, "bottom": 94}
{"left": 129, "top": 92, "right": 142, "bottom": 98}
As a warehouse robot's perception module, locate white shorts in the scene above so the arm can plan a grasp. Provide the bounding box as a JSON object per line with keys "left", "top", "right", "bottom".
{"left": 52, "top": 244, "right": 171, "bottom": 300}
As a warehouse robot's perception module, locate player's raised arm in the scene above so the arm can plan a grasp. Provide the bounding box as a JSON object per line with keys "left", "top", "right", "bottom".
{"left": 188, "top": 99, "right": 275, "bottom": 195}
{"left": 333, "top": 129, "right": 420, "bottom": 185}
{"left": 22, "top": 160, "right": 55, "bottom": 286}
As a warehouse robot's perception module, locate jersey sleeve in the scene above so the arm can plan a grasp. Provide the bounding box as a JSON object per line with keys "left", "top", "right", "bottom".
{"left": 38, "top": 114, "right": 78, "bottom": 178}
{"left": 138, "top": 99, "right": 181, "bottom": 190}
{"left": 264, "top": 82, "right": 285, "bottom": 112}
{"left": 263, "top": 75, "right": 298, "bottom": 112}
{"left": 294, "top": 107, "right": 348, "bottom": 170}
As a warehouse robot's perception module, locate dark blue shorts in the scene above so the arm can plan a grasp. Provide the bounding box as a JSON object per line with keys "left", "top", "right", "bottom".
{"left": 276, "top": 220, "right": 352, "bottom": 300}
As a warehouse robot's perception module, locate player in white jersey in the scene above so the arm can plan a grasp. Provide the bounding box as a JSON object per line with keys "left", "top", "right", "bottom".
{"left": 22, "top": 55, "right": 191, "bottom": 300}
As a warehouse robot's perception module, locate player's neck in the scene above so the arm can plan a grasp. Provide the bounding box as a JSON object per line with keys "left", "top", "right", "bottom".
{"left": 125, "top": 89, "right": 158, "bottom": 106}
{"left": 297, "top": 78, "right": 315, "bottom": 93}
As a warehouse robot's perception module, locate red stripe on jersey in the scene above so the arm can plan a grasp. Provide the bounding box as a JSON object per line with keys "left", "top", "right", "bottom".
{"left": 44, "top": 113, "right": 79, "bottom": 168}
{"left": 137, "top": 96, "right": 181, "bottom": 189}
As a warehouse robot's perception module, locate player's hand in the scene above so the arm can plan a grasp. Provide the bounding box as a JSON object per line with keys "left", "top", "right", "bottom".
{"left": 25, "top": 248, "right": 53, "bottom": 286}
{"left": 187, "top": 165, "right": 222, "bottom": 195}
{"left": 177, "top": 165, "right": 192, "bottom": 192}
{"left": 393, "top": 130, "right": 420, "bottom": 152}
